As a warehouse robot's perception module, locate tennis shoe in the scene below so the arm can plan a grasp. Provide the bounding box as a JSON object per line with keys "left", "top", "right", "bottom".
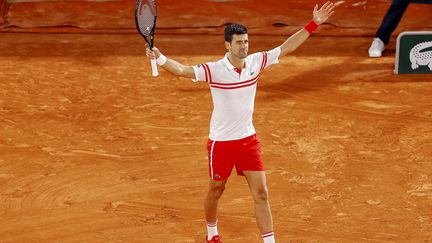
{"left": 206, "top": 235, "right": 222, "bottom": 243}
{"left": 368, "top": 38, "right": 385, "bottom": 58}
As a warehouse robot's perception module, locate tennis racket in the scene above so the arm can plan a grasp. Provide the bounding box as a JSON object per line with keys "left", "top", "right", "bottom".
{"left": 135, "top": 0, "right": 158, "bottom": 77}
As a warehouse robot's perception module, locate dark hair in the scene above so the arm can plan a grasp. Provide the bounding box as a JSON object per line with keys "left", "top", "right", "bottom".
{"left": 224, "top": 23, "right": 248, "bottom": 43}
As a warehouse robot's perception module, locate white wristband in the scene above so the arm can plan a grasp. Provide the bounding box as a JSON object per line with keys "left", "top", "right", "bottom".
{"left": 156, "top": 54, "right": 167, "bottom": 66}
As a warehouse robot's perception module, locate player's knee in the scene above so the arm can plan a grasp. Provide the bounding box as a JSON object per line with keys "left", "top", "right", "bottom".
{"left": 252, "top": 186, "right": 269, "bottom": 203}
{"left": 209, "top": 182, "right": 226, "bottom": 199}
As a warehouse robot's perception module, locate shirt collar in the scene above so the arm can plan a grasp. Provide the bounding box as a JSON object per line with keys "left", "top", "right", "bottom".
{"left": 223, "top": 53, "right": 248, "bottom": 70}
{"left": 223, "top": 53, "right": 235, "bottom": 70}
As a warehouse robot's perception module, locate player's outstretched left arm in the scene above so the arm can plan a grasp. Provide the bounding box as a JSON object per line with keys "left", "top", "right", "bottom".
{"left": 279, "top": 1, "right": 336, "bottom": 57}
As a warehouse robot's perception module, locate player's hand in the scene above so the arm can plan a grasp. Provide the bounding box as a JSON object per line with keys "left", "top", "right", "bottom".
{"left": 146, "top": 44, "right": 161, "bottom": 60}
{"left": 313, "top": 1, "right": 337, "bottom": 24}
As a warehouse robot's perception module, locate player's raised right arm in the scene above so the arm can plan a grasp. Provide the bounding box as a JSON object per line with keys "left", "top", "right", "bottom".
{"left": 146, "top": 45, "right": 195, "bottom": 79}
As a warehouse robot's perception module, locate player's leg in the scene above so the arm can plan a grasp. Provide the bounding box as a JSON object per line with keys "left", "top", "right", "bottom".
{"left": 205, "top": 179, "right": 227, "bottom": 223}
{"left": 205, "top": 139, "right": 235, "bottom": 242}
{"left": 206, "top": 139, "right": 232, "bottom": 224}
{"left": 234, "top": 134, "right": 274, "bottom": 241}
{"left": 204, "top": 179, "right": 227, "bottom": 242}
{"left": 243, "top": 171, "right": 275, "bottom": 242}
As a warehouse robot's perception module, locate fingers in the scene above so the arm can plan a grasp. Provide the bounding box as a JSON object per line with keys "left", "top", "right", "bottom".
{"left": 314, "top": 4, "right": 318, "bottom": 12}
{"left": 146, "top": 45, "right": 161, "bottom": 60}
{"left": 327, "top": 4, "right": 336, "bottom": 14}
{"left": 316, "top": 1, "right": 336, "bottom": 22}
{"left": 146, "top": 47, "right": 156, "bottom": 59}
{"left": 320, "top": 1, "right": 332, "bottom": 10}
{"left": 321, "top": 1, "right": 337, "bottom": 13}
{"left": 326, "top": 2, "right": 335, "bottom": 12}
{"left": 334, "top": 1, "right": 345, "bottom": 6}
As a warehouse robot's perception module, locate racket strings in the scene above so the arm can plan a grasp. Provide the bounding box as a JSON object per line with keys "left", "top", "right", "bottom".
{"left": 137, "top": 0, "right": 156, "bottom": 36}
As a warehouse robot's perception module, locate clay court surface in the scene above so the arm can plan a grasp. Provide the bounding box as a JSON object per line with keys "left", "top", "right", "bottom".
{"left": 1, "top": 1, "right": 432, "bottom": 242}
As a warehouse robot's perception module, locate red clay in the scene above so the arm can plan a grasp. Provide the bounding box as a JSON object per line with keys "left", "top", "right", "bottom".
{"left": 0, "top": 32, "right": 431, "bottom": 242}
{"left": 1, "top": 0, "right": 432, "bottom": 242}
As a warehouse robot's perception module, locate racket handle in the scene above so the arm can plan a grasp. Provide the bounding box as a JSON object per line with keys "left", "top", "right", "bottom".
{"left": 151, "top": 58, "right": 158, "bottom": 77}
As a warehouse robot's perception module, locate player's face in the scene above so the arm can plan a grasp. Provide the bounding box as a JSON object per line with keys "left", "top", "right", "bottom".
{"left": 227, "top": 34, "right": 249, "bottom": 59}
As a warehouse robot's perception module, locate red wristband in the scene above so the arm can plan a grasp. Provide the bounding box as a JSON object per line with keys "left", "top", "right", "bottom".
{"left": 305, "top": 19, "right": 319, "bottom": 34}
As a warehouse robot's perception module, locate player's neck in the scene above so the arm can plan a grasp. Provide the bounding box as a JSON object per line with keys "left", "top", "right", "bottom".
{"left": 227, "top": 53, "right": 245, "bottom": 69}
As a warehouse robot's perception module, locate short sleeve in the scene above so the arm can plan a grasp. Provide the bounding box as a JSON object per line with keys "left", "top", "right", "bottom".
{"left": 192, "top": 63, "right": 213, "bottom": 83}
{"left": 254, "top": 47, "right": 281, "bottom": 70}
{"left": 265, "top": 47, "right": 281, "bottom": 68}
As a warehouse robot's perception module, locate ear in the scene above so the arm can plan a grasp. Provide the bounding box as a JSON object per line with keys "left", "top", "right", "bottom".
{"left": 225, "top": 41, "right": 231, "bottom": 51}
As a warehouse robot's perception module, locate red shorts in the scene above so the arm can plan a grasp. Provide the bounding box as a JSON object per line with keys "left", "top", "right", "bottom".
{"left": 207, "top": 134, "right": 265, "bottom": 181}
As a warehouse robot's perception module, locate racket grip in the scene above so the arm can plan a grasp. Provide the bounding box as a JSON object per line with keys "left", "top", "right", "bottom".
{"left": 151, "top": 58, "right": 159, "bottom": 77}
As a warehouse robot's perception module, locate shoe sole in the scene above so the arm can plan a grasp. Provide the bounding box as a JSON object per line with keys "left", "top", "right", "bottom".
{"left": 369, "top": 52, "right": 382, "bottom": 58}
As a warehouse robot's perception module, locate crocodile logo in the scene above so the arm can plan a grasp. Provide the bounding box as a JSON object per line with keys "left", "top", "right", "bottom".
{"left": 409, "top": 41, "right": 432, "bottom": 70}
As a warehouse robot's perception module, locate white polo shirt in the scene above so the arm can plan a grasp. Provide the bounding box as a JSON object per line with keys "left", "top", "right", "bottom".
{"left": 193, "top": 47, "right": 281, "bottom": 141}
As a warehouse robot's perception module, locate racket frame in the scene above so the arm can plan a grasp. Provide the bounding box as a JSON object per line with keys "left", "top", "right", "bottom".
{"left": 135, "top": 0, "right": 159, "bottom": 76}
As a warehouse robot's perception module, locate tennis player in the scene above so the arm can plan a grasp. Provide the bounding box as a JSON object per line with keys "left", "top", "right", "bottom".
{"left": 146, "top": 2, "right": 336, "bottom": 242}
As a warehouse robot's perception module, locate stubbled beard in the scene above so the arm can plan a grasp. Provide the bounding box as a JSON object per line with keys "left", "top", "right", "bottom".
{"left": 234, "top": 50, "right": 247, "bottom": 59}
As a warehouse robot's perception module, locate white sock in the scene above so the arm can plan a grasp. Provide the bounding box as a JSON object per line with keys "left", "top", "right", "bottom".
{"left": 207, "top": 221, "right": 219, "bottom": 240}
{"left": 262, "top": 231, "right": 275, "bottom": 243}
